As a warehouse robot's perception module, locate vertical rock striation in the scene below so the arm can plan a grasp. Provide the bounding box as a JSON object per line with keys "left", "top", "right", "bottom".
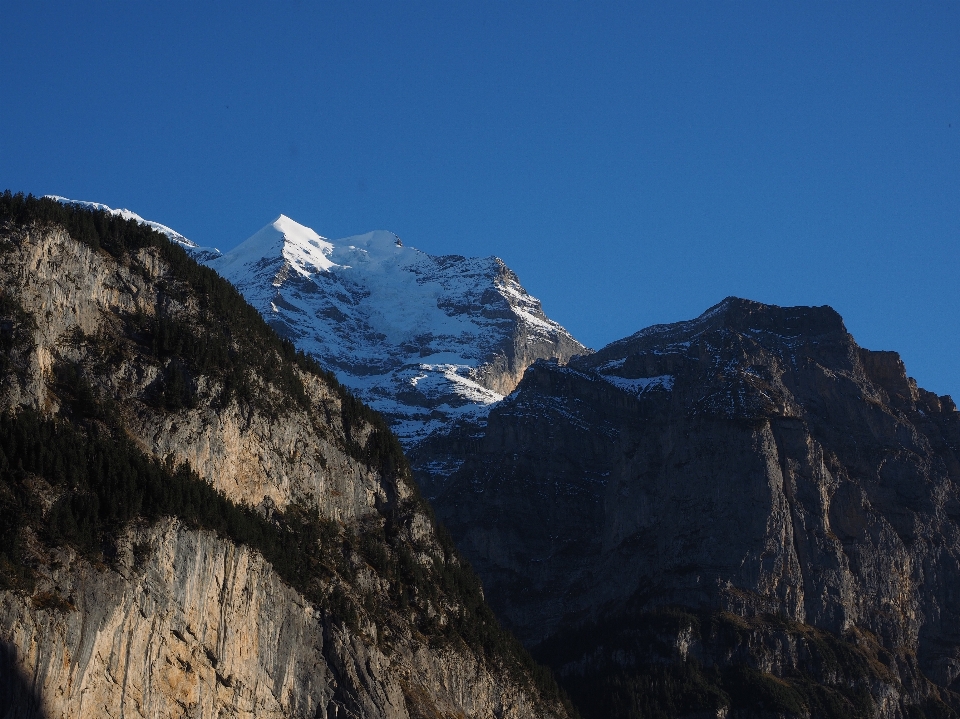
{"left": 0, "top": 197, "right": 573, "bottom": 719}
{"left": 414, "top": 297, "right": 960, "bottom": 717}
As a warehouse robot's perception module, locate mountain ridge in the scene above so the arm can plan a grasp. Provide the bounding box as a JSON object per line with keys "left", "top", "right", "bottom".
{"left": 36, "top": 194, "right": 960, "bottom": 718}
{"left": 412, "top": 296, "right": 960, "bottom": 718}
{"left": 590, "top": 296, "right": 847, "bottom": 359}
{"left": 44, "top": 196, "right": 587, "bottom": 446}
{"left": 0, "top": 192, "right": 574, "bottom": 719}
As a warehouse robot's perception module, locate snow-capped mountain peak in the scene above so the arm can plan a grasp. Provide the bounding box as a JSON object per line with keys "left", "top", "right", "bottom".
{"left": 48, "top": 196, "right": 587, "bottom": 446}
{"left": 206, "top": 217, "right": 587, "bottom": 444}
{"left": 216, "top": 215, "right": 337, "bottom": 281}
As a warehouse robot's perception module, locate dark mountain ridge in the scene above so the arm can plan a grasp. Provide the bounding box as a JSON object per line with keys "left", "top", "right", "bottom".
{"left": 412, "top": 296, "right": 960, "bottom": 718}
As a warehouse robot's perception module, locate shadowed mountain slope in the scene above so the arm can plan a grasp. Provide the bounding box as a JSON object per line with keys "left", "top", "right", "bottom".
{"left": 412, "top": 297, "right": 960, "bottom": 719}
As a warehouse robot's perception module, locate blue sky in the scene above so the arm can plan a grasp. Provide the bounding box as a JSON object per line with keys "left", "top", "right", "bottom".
{"left": 3, "top": 2, "right": 959, "bottom": 398}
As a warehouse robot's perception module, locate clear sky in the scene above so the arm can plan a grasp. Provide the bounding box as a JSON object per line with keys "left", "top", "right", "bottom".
{"left": 3, "top": 2, "right": 959, "bottom": 398}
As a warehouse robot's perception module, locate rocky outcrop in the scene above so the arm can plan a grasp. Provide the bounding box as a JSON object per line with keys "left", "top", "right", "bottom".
{"left": 2, "top": 521, "right": 338, "bottom": 719}
{"left": 0, "top": 200, "right": 572, "bottom": 719}
{"left": 413, "top": 297, "right": 960, "bottom": 717}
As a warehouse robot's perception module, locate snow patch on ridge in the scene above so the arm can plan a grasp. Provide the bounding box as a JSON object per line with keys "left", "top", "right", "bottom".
{"left": 46, "top": 196, "right": 222, "bottom": 260}
{"left": 601, "top": 374, "right": 674, "bottom": 395}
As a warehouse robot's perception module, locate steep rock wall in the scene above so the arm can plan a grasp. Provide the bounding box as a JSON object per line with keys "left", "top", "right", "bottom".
{"left": 413, "top": 298, "right": 960, "bottom": 717}
{"left": 1, "top": 519, "right": 550, "bottom": 719}
{"left": 1, "top": 225, "right": 387, "bottom": 518}
{"left": 0, "top": 208, "right": 570, "bottom": 719}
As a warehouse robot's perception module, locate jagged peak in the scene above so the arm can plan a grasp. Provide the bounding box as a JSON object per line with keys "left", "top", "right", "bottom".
{"left": 698, "top": 296, "right": 846, "bottom": 337}
{"left": 271, "top": 213, "right": 322, "bottom": 239}
{"left": 41, "top": 196, "right": 586, "bottom": 447}
{"left": 213, "top": 214, "right": 337, "bottom": 277}
{"left": 214, "top": 220, "right": 421, "bottom": 278}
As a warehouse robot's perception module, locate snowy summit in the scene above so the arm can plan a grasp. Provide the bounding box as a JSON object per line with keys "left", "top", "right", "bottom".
{"left": 204, "top": 215, "right": 586, "bottom": 445}
{"left": 48, "top": 198, "right": 585, "bottom": 446}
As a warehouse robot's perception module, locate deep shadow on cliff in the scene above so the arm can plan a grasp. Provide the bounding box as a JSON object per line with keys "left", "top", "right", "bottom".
{"left": 0, "top": 641, "right": 45, "bottom": 719}
{"left": 412, "top": 297, "right": 960, "bottom": 719}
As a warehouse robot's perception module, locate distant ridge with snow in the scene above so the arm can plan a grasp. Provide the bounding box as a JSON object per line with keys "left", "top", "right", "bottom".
{"left": 44, "top": 196, "right": 223, "bottom": 263}
{"left": 205, "top": 215, "right": 587, "bottom": 445}
{"left": 48, "top": 197, "right": 586, "bottom": 445}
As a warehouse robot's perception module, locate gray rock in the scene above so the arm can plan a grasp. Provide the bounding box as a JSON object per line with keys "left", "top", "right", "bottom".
{"left": 413, "top": 297, "right": 960, "bottom": 716}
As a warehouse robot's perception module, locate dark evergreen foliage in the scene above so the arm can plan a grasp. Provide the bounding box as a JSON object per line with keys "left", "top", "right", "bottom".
{"left": 0, "top": 191, "right": 572, "bottom": 712}
{"left": 533, "top": 606, "right": 942, "bottom": 719}
{"left": 0, "top": 190, "right": 406, "bottom": 479}
{"left": 0, "top": 403, "right": 570, "bottom": 708}
{"left": 0, "top": 291, "right": 36, "bottom": 379}
{"left": 0, "top": 408, "right": 331, "bottom": 597}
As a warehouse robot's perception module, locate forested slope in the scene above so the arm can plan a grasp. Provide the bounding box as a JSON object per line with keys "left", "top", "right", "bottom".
{"left": 0, "top": 192, "right": 573, "bottom": 719}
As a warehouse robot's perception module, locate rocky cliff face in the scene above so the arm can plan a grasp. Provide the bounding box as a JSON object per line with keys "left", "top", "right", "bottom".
{"left": 2, "top": 520, "right": 555, "bottom": 719}
{"left": 0, "top": 197, "right": 572, "bottom": 719}
{"left": 413, "top": 297, "right": 960, "bottom": 718}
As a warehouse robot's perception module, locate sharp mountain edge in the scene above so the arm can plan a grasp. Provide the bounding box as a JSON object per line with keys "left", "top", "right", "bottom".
{"left": 0, "top": 194, "right": 574, "bottom": 719}
{"left": 415, "top": 297, "right": 960, "bottom": 719}
{"left": 32, "top": 196, "right": 960, "bottom": 719}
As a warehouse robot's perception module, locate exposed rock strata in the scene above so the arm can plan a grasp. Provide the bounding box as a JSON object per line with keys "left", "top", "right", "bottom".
{"left": 0, "top": 209, "right": 570, "bottom": 719}
{"left": 413, "top": 297, "right": 960, "bottom": 717}
{"left": 2, "top": 520, "right": 550, "bottom": 719}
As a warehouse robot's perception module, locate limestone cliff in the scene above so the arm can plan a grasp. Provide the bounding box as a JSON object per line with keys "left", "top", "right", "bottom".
{"left": 0, "top": 195, "right": 573, "bottom": 719}
{"left": 413, "top": 297, "right": 960, "bottom": 718}
{"left": 2, "top": 520, "right": 555, "bottom": 719}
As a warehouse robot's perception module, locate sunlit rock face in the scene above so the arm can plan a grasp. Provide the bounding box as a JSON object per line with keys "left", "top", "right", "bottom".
{"left": 413, "top": 297, "right": 960, "bottom": 715}
{"left": 0, "top": 210, "right": 573, "bottom": 719}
